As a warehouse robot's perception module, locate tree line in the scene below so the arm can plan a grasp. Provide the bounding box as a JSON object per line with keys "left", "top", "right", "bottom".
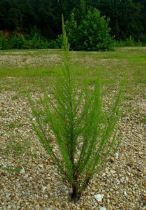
{"left": 0, "top": 0, "right": 146, "bottom": 43}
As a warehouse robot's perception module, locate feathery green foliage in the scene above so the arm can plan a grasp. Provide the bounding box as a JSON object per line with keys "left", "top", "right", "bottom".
{"left": 29, "top": 16, "right": 123, "bottom": 202}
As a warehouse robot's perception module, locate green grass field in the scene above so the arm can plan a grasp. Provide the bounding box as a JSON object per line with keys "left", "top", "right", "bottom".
{"left": 0, "top": 47, "right": 146, "bottom": 92}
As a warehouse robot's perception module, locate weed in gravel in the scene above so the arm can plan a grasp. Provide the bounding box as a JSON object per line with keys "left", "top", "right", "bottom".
{"left": 1, "top": 165, "right": 23, "bottom": 174}
{"left": 5, "top": 139, "right": 31, "bottom": 156}
{"left": 29, "top": 18, "right": 124, "bottom": 202}
{"left": 7, "top": 121, "right": 23, "bottom": 130}
{"left": 11, "top": 95, "right": 19, "bottom": 100}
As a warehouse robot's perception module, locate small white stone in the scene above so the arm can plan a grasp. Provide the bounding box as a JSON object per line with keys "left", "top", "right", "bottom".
{"left": 20, "top": 167, "right": 25, "bottom": 174}
{"left": 94, "top": 194, "right": 104, "bottom": 202}
{"left": 115, "top": 152, "right": 119, "bottom": 159}
{"left": 44, "top": 208, "right": 52, "bottom": 210}
{"left": 99, "top": 207, "right": 106, "bottom": 210}
{"left": 38, "top": 164, "right": 44, "bottom": 169}
{"left": 42, "top": 186, "right": 47, "bottom": 192}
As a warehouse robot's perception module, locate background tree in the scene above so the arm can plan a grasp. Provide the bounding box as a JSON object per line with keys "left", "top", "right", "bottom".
{"left": 66, "top": 8, "right": 113, "bottom": 50}
{"left": 0, "top": 0, "right": 145, "bottom": 43}
{"left": 95, "top": 0, "right": 143, "bottom": 40}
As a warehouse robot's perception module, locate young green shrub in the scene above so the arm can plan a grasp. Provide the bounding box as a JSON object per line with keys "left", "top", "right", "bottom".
{"left": 65, "top": 8, "right": 114, "bottom": 51}
{"left": 47, "top": 36, "right": 62, "bottom": 49}
{"left": 9, "top": 34, "right": 26, "bottom": 49}
{"left": 0, "top": 32, "right": 51, "bottom": 50}
{"left": 114, "top": 36, "right": 143, "bottom": 47}
{"left": 0, "top": 34, "right": 9, "bottom": 50}
{"left": 25, "top": 32, "right": 49, "bottom": 49}
{"left": 29, "top": 17, "right": 123, "bottom": 202}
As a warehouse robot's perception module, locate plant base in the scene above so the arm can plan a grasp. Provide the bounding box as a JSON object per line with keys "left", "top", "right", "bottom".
{"left": 69, "top": 186, "right": 81, "bottom": 203}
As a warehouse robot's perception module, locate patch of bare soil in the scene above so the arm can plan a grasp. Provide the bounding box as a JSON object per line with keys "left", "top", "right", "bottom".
{"left": 0, "top": 54, "right": 61, "bottom": 68}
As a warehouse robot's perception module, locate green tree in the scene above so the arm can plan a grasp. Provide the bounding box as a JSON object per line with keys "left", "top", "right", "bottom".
{"left": 96, "top": 0, "right": 143, "bottom": 40}
{"left": 66, "top": 8, "right": 113, "bottom": 50}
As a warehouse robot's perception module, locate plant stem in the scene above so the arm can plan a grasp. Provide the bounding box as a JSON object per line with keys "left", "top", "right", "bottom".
{"left": 70, "top": 184, "right": 81, "bottom": 203}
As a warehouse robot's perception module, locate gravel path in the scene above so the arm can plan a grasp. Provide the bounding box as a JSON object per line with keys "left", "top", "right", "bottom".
{"left": 0, "top": 83, "right": 145, "bottom": 210}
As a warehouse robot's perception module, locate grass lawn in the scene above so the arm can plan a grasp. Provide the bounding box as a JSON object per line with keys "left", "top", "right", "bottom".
{"left": 0, "top": 47, "right": 146, "bottom": 90}
{"left": 0, "top": 47, "right": 145, "bottom": 210}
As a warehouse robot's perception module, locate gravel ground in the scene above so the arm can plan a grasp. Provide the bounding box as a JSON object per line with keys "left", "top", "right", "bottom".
{"left": 0, "top": 49, "right": 146, "bottom": 210}
{"left": 0, "top": 85, "right": 145, "bottom": 210}
{"left": 0, "top": 54, "right": 61, "bottom": 68}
